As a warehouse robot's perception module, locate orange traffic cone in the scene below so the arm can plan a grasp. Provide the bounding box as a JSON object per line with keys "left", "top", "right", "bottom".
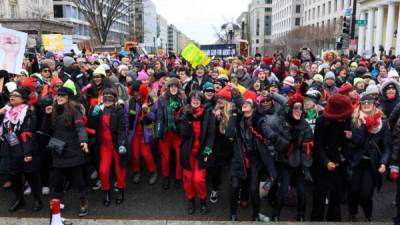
{"left": 50, "top": 199, "right": 72, "bottom": 225}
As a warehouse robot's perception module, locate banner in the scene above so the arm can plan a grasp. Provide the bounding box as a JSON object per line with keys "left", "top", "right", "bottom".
{"left": 0, "top": 27, "right": 28, "bottom": 74}
{"left": 200, "top": 44, "right": 237, "bottom": 58}
{"left": 181, "top": 43, "right": 211, "bottom": 68}
{"left": 42, "top": 34, "right": 64, "bottom": 51}
{"left": 62, "top": 35, "right": 74, "bottom": 53}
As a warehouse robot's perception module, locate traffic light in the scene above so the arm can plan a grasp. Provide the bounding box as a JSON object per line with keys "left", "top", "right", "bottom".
{"left": 343, "top": 16, "right": 350, "bottom": 34}
{"left": 336, "top": 36, "right": 343, "bottom": 50}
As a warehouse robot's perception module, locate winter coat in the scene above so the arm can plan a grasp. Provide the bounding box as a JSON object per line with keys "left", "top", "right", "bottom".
{"left": 42, "top": 105, "right": 88, "bottom": 168}
{"left": 59, "top": 66, "right": 88, "bottom": 89}
{"left": 128, "top": 96, "right": 157, "bottom": 144}
{"left": 0, "top": 109, "right": 39, "bottom": 174}
{"left": 349, "top": 120, "right": 392, "bottom": 188}
{"left": 379, "top": 95, "right": 400, "bottom": 118}
{"left": 192, "top": 74, "right": 212, "bottom": 90}
{"left": 155, "top": 95, "right": 186, "bottom": 139}
{"left": 179, "top": 106, "right": 216, "bottom": 170}
{"left": 312, "top": 116, "right": 351, "bottom": 183}
{"left": 228, "top": 93, "right": 278, "bottom": 180}
{"left": 88, "top": 104, "right": 128, "bottom": 167}
{"left": 238, "top": 73, "right": 253, "bottom": 89}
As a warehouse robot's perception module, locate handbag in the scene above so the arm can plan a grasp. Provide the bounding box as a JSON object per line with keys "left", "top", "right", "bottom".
{"left": 47, "top": 137, "right": 66, "bottom": 155}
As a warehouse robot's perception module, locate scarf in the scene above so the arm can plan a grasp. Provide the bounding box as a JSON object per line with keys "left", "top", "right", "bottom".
{"left": 192, "top": 106, "right": 204, "bottom": 119}
{"left": 306, "top": 109, "right": 317, "bottom": 121}
{"left": 166, "top": 97, "right": 182, "bottom": 131}
{"left": 363, "top": 112, "right": 382, "bottom": 134}
{"left": 0, "top": 104, "right": 29, "bottom": 137}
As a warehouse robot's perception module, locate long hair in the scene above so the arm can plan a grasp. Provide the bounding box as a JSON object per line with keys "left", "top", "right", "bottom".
{"left": 51, "top": 98, "right": 79, "bottom": 129}
{"left": 217, "top": 100, "right": 233, "bottom": 135}
{"left": 352, "top": 104, "right": 384, "bottom": 128}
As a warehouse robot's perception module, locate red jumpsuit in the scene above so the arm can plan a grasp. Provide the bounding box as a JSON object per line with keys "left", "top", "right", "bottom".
{"left": 131, "top": 122, "right": 157, "bottom": 173}
{"left": 182, "top": 120, "right": 206, "bottom": 200}
{"left": 159, "top": 131, "right": 182, "bottom": 180}
{"left": 99, "top": 114, "right": 126, "bottom": 191}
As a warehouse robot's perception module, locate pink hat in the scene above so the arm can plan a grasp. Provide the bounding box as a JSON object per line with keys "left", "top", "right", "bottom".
{"left": 138, "top": 70, "right": 149, "bottom": 81}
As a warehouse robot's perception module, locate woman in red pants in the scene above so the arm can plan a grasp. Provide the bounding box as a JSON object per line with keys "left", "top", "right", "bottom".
{"left": 156, "top": 78, "right": 186, "bottom": 189}
{"left": 180, "top": 91, "right": 215, "bottom": 215}
{"left": 128, "top": 81, "right": 158, "bottom": 185}
{"left": 88, "top": 88, "right": 128, "bottom": 207}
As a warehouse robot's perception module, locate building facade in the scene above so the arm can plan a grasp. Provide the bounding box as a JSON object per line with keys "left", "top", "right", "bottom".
{"left": 157, "top": 14, "right": 168, "bottom": 54}
{"left": 303, "top": 0, "right": 353, "bottom": 51}
{"left": 248, "top": 0, "right": 273, "bottom": 55}
{"left": 358, "top": 0, "right": 400, "bottom": 56}
{"left": 0, "top": 0, "right": 72, "bottom": 47}
{"left": 53, "top": 0, "right": 130, "bottom": 45}
{"left": 271, "top": 0, "right": 304, "bottom": 40}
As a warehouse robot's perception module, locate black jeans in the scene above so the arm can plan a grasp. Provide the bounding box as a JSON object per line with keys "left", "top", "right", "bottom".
{"left": 50, "top": 165, "right": 87, "bottom": 200}
{"left": 348, "top": 158, "right": 375, "bottom": 218}
{"left": 230, "top": 164, "right": 261, "bottom": 218}
{"left": 11, "top": 171, "right": 41, "bottom": 200}
{"left": 311, "top": 167, "right": 346, "bottom": 222}
{"left": 270, "top": 165, "right": 306, "bottom": 219}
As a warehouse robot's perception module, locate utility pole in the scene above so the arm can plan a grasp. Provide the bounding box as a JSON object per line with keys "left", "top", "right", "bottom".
{"left": 350, "top": 0, "right": 357, "bottom": 57}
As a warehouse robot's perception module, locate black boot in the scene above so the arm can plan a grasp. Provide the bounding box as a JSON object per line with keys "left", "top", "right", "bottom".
{"left": 78, "top": 198, "right": 88, "bottom": 217}
{"left": 297, "top": 215, "right": 305, "bottom": 222}
{"left": 8, "top": 194, "right": 25, "bottom": 212}
{"left": 199, "top": 199, "right": 208, "bottom": 215}
{"left": 187, "top": 198, "right": 195, "bottom": 215}
{"left": 103, "top": 190, "right": 111, "bottom": 207}
{"left": 32, "top": 193, "right": 43, "bottom": 212}
{"left": 116, "top": 188, "right": 124, "bottom": 205}
{"left": 230, "top": 214, "right": 238, "bottom": 221}
{"left": 162, "top": 176, "right": 170, "bottom": 190}
{"left": 174, "top": 179, "right": 182, "bottom": 188}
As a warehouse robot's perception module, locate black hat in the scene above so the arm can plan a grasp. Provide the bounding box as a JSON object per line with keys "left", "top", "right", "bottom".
{"left": 40, "top": 64, "right": 50, "bottom": 71}
{"left": 57, "top": 86, "right": 74, "bottom": 97}
{"left": 215, "top": 78, "right": 227, "bottom": 88}
{"left": 255, "top": 53, "right": 262, "bottom": 58}
{"left": 12, "top": 87, "right": 31, "bottom": 102}
{"left": 131, "top": 80, "right": 142, "bottom": 92}
{"left": 188, "top": 91, "right": 204, "bottom": 104}
{"left": 155, "top": 71, "right": 167, "bottom": 80}
{"left": 360, "top": 94, "right": 376, "bottom": 102}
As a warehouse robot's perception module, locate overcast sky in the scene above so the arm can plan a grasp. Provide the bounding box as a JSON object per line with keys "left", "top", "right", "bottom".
{"left": 152, "top": 0, "right": 250, "bottom": 45}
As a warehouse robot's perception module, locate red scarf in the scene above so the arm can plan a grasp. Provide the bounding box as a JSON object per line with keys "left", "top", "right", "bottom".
{"left": 193, "top": 106, "right": 204, "bottom": 119}
{"left": 364, "top": 112, "right": 382, "bottom": 133}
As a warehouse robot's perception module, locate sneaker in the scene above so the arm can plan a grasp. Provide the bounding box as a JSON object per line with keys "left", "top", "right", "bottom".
{"left": 60, "top": 203, "right": 65, "bottom": 210}
{"left": 258, "top": 213, "right": 270, "bottom": 222}
{"left": 92, "top": 180, "right": 101, "bottom": 190}
{"left": 78, "top": 199, "right": 88, "bottom": 217}
{"left": 90, "top": 170, "right": 98, "bottom": 180}
{"left": 24, "top": 186, "right": 32, "bottom": 195}
{"left": 114, "top": 182, "right": 119, "bottom": 192}
{"left": 148, "top": 172, "right": 158, "bottom": 185}
{"left": 132, "top": 172, "right": 140, "bottom": 184}
{"left": 210, "top": 190, "right": 218, "bottom": 203}
{"left": 42, "top": 187, "right": 50, "bottom": 195}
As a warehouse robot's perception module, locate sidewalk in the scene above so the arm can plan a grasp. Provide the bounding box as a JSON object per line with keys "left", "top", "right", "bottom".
{"left": 0, "top": 217, "right": 394, "bottom": 225}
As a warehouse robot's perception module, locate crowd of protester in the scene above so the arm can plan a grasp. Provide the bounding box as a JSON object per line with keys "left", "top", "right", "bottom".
{"left": 1, "top": 48, "right": 400, "bottom": 222}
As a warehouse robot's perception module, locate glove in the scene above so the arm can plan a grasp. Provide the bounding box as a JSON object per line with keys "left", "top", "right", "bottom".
{"left": 92, "top": 105, "right": 101, "bottom": 117}
{"left": 118, "top": 146, "right": 127, "bottom": 154}
{"left": 390, "top": 165, "right": 399, "bottom": 180}
{"left": 202, "top": 146, "right": 212, "bottom": 157}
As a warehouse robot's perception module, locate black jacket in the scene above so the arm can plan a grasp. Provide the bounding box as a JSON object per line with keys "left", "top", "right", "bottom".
{"left": 88, "top": 104, "right": 128, "bottom": 167}
{"left": 179, "top": 106, "right": 216, "bottom": 170}
{"left": 0, "top": 108, "right": 39, "bottom": 174}
{"left": 42, "top": 105, "right": 88, "bottom": 168}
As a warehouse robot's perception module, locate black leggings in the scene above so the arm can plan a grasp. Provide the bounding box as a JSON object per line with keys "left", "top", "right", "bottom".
{"left": 11, "top": 171, "right": 41, "bottom": 199}
{"left": 50, "top": 165, "right": 87, "bottom": 200}
{"left": 230, "top": 164, "right": 261, "bottom": 218}
{"left": 348, "top": 159, "right": 375, "bottom": 218}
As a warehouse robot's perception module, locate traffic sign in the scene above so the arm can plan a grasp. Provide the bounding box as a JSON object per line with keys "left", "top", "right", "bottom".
{"left": 356, "top": 20, "right": 367, "bottom": 26}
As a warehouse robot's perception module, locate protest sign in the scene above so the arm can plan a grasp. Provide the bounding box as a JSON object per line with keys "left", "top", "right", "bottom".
{"left": 0, "top": 27, "right": 28, "bottom": 74}
{"left": 181, "top": 43, "right": 210, "bottom": 68}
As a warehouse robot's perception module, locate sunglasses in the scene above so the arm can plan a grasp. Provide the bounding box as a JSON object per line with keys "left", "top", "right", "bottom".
{"left": 10, "top": 93, "right": 22, "bottom": 98}
{"left": 361, "top": 100, "right": 374, "bottom": 105}
{"left": 103, "top": 95, "right": 116, "bottom": 102}
{"left": 43, "top": 69, "right": 50, "bottom": 73}
{"left": 93, "top": 75, "right": 102, "bottom": 79}
{"left": 205, "top": 89, "right": 215, "bottom": 93}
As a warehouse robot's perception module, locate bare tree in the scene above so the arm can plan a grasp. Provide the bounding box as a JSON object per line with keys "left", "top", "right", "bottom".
{"left": 27, "top": 3, "right": 52, "bottom": 51}
{"left": 71, "top": 0, "right": 136, "bottom": 45}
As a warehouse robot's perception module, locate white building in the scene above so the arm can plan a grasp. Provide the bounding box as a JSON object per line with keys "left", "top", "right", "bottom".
{"left": 53, "top": 0, "right": 130, "bottom": 45}
{"left": 142, "top": 0, "right": 157, "bottom": 52}
{"left": 271, "top": 0, "right": 304, "bottom": 40}
{"left": 248, "top": 0, "right": 273, "bottom": 55}
{"left": 358, "top": 0, "right": 400, "bottom": 56}
{"left": 157, "top": 14, "right": 169, "bottom": 53}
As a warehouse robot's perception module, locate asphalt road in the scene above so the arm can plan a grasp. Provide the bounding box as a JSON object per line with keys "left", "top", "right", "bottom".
{"left": 0, "top": 165, "right": 397, "bottom": 222}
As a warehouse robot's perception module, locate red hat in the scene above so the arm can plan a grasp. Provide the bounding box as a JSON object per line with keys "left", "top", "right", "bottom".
{"left": 139, "top": 83, "right": 149, "bottom": 100}
{"left": 338, "top": 83, "right": 353, "bottom": 95}
{"left": 291, "top": 58, "right": 301, "bottom": 66}
{"left": 288, "top": 92, "right": 304, "bottom": 106}
{"left": 242, "top": 90, "right": 257, "bottom": 101}
{"left": 215, "top": 86, "right": 232, "bottom": 101}
{"left": 263, "top": 56, "right": 273, "bottom": 65}
{"left": 323, "top": 94, "right": 354, "bottom": 121}
{"left": 19, "top": 77, "right": 36, "bottom": 92}
{"left": 245, "top": 58, "right": 253, "bottom": 65}
{"left": 359, "top": 60, "right": 368, "bottom": 67}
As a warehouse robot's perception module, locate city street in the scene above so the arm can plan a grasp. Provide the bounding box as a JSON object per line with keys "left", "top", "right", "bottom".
{"left": 0, "top": 169, "right": 396, "bottom": 222}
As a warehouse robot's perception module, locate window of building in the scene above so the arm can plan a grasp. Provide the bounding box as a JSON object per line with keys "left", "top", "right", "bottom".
{"left": 264, "top": 15, "right": 271, "bottom": 35}
{"left": 256, "top": 39, "right": 259, "bottom": 44}
{"left": 334, "top": 0, "right": 337, "bottom": 11}
{"left": 322, "top": 4, "right": 325, "bottom": 15}
{"left": 317, "top": 6, "right": 320, "bottom": 17}
{"left": 265, "top": 7, "right": 272, "bottom": 12}
{"left": 256, "top": 18, "right": 260, "bottom": 35}
{"left": 312, "top": 8, "right": 315, "bottom": 19}
{"left": 10, "top": 4, "right": 17, "bottom": 18}
{"left": 54, "top": 5, "right": 63, "bottom": 17}
{"left": 265, "top": 0, "right": 272, "bottom": 3}
{"left": 295, "top": 17, "right": 301, "bottom": 26}
{"left": 295, "top": 5, "right": 301, "bottom": 13}
{"left": 0, "top": 0, "right": 4, "bottom": 18}
{"left": 328, "top": 1, "right": 331, "bottom": 14}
